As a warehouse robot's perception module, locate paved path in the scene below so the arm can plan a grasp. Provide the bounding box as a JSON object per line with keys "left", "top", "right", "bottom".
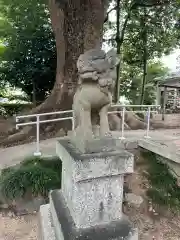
{"left": 1, "top": 129, "right": 180, "bottom": 170}
{"left": 0, "top": 138, "right": 59, "bottom": 169}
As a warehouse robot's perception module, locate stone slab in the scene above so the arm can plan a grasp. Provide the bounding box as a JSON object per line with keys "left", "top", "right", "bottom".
{"left": 138, "top": 139, "right": 180, "bottom": 164}
{"left": 39, "top": 204, "right": 56, "bottom": 240}
{"left": 56, "top": 139, "right": 134, "bottom": 182}
{"left": 48, "top": 190, "right": 138, "bottom": 240}
{"left": 138, "top": 139, "right": 180, "bottom": 178}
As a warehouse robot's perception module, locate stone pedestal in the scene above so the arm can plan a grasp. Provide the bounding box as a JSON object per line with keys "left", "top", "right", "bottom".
{"left": 39, "top": 138, "right": 138, "bottom": 240}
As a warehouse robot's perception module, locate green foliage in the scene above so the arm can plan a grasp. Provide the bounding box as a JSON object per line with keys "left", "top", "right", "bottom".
{"left": 105, "top": 0, "right": 179, "bottom": 101}
{"left": 22, "top": 156, "right": 62, "bottom": 179}
{"left": 0, "top": 0, "right": 56, "bottom": 103}
{"left": 141, "top": 150, "right": 180, "bottom": 210}
{"left": 123, "top": 1, "right": 179, "bottom": 62}
{"left": 0, "top": 0, "right": 179, "bottom": 105}
{"left": 0, "top": 103, "right": 33, "bottom": 116}
{"left": 121, "top": 60, "right": 169, "bottom": 104}
{"left": 0, "top": 156, "right": 62, "bottom": 200}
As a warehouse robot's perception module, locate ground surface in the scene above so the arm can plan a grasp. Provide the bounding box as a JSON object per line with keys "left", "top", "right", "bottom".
{"left": 124, "top": 151, "right": 180, "bottom": 240}
{"left": 1, "top": 151, "right": 180, "bottom": 239}
{"left": 0, "top": 212, "right": 38, "bottom": 240}
{"left": 1, "top": 129, "right": 180, "bottom": 169}
{"left": 1, "top": 129, "right": 180, "bottom": 239}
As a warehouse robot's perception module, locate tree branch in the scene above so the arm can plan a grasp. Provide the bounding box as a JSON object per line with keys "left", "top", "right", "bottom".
{"left": 104, "top": 6, "right": 117, "bottom": 23}
{"left": 103, "top": 38, "right": 116, "bottom": 42}
{"left": 125, "top": 59, "right": 142, "bottom": 64}
{"left": 118, "top": 3, "right": 134, "bottom": 46}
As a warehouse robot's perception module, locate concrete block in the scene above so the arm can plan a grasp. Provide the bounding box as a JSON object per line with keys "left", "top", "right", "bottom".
{"left": 39, "top": 197, "right": 138, "bottom": 240}
{"left": 39, "top": 204, "right": 56, "bottom": 240}
{"left": 56, "top": 139, "right": 134, "bottom": 228}
{"left": 48, "top": 190, "right": 138, "bottom": 240}
{"left": 39, "top": 138, "right": 138, "bottom": 239}
{"left": 57, "top": 139, "right": 134, "bottom": 182}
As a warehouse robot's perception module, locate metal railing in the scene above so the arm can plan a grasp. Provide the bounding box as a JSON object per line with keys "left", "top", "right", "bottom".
{"left": 16, "top": 110, "right": 74, "bottom": 156}
{"left": 108, "top": 105, "right": 160, "bottom": 140}
{"left": 15, "top": 105, "right": 160, "bottom": 156}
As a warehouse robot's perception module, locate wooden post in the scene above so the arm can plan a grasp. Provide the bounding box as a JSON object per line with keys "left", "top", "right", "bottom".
{"left": 156, "top": 83, "right": 160, "bottom": 105}
{"left": 162, "top": 86, "right": 167, "bottom": 121}
{"left": 173, "top": 88, "right": 177, "bottom": 109}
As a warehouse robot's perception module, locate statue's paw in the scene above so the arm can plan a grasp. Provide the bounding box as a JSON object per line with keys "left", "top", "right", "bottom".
{"left": 102, "top": 132, "right": 112, "bottom": 138}
{"left": 106, "top": 132, "right": 112, "bottom": 137}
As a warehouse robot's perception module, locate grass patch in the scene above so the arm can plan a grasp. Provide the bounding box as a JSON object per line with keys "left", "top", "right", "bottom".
{"left": 141, "top": 150, "right": 180, "bottom": 210}
{"left": 0, "top": 156, "right": 62, "bottom": 200}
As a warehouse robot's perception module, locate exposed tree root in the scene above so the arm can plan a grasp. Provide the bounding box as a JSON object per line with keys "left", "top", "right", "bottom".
{"left": 0, "top": 87, "right": 74, "bottom": 147}
{"left": 0, "top": 111, "right": 154, "bottom": 147}
{"left": 1, "top": 102, "right": 178, "bottom": 147}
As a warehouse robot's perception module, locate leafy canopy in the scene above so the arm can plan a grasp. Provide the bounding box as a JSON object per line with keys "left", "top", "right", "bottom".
{"left": 0, "top": 0, "right": 56, "bottom": 103}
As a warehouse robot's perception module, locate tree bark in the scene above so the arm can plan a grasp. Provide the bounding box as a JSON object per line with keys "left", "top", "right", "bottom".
{"left": 1, "top": 0, "right": 108, "bottom": 146}
{"left": 31, "top": 0, "right": 106, "bottom": 114}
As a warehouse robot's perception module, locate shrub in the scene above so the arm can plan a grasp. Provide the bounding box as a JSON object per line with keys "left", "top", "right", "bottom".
{"left": 0, "top": 156, "right": 62, "bottom": 200}
{"left": 141, "top": 151, "right": 180, "bottom": 210}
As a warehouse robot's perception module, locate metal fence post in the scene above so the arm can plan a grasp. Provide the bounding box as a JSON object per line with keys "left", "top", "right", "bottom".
{"left": 119, "top": 106, "right": 125, "bottom": 140}
{"left": 16, "top": 117, "right": 19, "bottom": 129}
{"left": 34, "top": 115, "right": 41, "bottom": 156}
{"left": 144, "top": 106, "right": 151, "bottom": 139}
{"left": 72, "top": 111, "right": 75, "bottom": 130}
{"left": 72, "top": 118, "right": 75, "bottom": 131}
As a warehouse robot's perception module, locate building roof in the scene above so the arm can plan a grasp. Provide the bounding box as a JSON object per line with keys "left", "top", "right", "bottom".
{"left": 157, "top": 71, "right": 180, "bottom": 88}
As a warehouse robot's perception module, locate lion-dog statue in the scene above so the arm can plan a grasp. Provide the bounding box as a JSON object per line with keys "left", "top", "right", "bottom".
{"left": 73, "top": 48, "right": 118, "bottom": 141}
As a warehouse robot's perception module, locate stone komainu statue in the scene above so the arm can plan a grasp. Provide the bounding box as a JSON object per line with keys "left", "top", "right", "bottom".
{"left": 73, "top": 48, "right": 118, "bottom": 140}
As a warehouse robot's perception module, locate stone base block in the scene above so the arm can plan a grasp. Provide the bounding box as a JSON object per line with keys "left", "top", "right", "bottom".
{"left": 56, "top": 139, "right": 134, "bottom": 228}
{"left": 39, "top": 204, "right": 55, "bottom": 240}
{"left": 39, "top": 190, "right": 138, "bottom": 240}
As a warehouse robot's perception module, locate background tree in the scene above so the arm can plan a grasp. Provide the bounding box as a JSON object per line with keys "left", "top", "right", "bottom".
{"left": 104, "top": 0, "right": 179, "bottom": 102}
{"left": 120, "top": 60, "right": 169, "bottom": 105}
{"left": 0, "top": 0, "right": 178, "bottom": 107}
{"left": 0, "top": 0, "right": 179, "bottom": 145}
{"left": 0, "top": 0, "right": 56, "bottom": 105}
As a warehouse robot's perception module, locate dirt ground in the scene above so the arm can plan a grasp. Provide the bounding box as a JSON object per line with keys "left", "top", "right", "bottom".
{"left": 1, "top": 151, "right": 180, "bottom": 240}
{"left": 124, "top": 151, "right": 180, "bottom": 240}
{"left": 0, "top": 213, "right": 38, "bottom": 240}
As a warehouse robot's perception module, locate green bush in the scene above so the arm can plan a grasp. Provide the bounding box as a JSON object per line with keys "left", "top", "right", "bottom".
{"left": 22, "top": 156, "right": 62, "bottom": 178}
{"left": 141, "top": 151, "right": 180, "bottom": 210}
{"left": 0, "top": 156, "right": 62, "bottom": 200}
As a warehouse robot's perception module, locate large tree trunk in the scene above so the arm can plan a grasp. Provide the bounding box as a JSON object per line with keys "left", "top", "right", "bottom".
{"left": 1, "top": 0, "right": 108, "bottom": 146}
{"left": 32, "top": 0, "right": 106, "bottom": 113}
